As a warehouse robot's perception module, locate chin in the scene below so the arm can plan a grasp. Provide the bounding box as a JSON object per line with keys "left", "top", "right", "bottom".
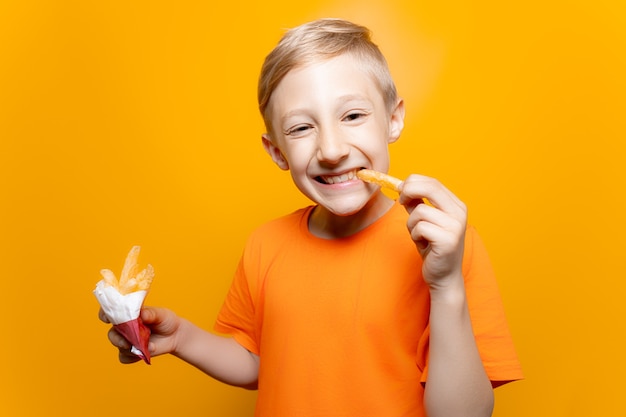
{"left": 317, "top": 196, "right": 370, "bottom": 217}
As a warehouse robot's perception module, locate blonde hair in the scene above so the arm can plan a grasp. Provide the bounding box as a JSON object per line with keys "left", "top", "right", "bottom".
{"left": 258, "top": 18, "right": 398, "bottom": 130}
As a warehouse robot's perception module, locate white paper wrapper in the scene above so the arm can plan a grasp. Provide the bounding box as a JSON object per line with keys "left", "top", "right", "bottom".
{"left": 93, "top": 280, "right": 147, "bottom": 325}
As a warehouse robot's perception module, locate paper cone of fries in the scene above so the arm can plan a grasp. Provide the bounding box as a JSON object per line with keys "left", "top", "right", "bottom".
{"left": 94, "top": 246, "right": 154, "bottom": 364}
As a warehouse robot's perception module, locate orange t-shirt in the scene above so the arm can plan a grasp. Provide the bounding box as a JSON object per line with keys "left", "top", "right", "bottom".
{"left": 215, "top": 202, "right": 522, "bottom": 416}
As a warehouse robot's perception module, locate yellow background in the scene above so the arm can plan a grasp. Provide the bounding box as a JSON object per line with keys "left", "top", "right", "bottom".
{"left": 1, "top": 0, "right": 624, "bottom": 416}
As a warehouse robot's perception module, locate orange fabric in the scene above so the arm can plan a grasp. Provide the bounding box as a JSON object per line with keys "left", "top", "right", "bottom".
{"left": 215, "top": 202, "right": 522, "bottom": 416}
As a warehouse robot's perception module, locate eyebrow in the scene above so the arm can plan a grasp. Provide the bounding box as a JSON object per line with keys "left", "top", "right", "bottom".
{"left": 279, "top": 94, "right": 372, "bottom": 123}
{"left": 335, "top": 93, "right": 371, "bottom": 105}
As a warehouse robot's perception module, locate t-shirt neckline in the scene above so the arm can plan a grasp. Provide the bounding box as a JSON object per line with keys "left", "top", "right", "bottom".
{"left": 299, "top": 200, "right": 402, "bottom": 243}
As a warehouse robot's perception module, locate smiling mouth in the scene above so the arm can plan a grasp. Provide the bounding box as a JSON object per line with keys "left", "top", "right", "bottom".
{"left": 315, "top": 169, "right": 363, "bottom": 185}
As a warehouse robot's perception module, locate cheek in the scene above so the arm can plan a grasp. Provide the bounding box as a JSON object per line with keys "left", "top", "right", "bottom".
{"left": 367, "top": 142, "right": 392, "bottom": 170}
{"left": 356, "top": 133, "right": 391, "bottom": 158}
{"left": 283, "top": 142, "right": 315, "bottom": 167}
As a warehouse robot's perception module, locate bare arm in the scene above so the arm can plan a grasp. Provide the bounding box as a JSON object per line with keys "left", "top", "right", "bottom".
{"left": 172, "top": 317, "right": 260, "bottom": 388}
{"left": 398, "top": 175, "right": 493, "bottom": 417}
{"left": 102, "top": 306, "right": 259, "bottom": 388}
{"left": 425, "top": 279, "right": 493, "bottom": 417}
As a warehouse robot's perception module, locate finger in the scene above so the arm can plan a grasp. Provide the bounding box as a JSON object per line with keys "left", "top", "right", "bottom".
{"left": 119, "top": 350, "right": 142, "bottom": 364}
{"left": 399, "top": 175, "right": 466, "bottom": 216}
{"left": 409, "top": 219, "right": 462, "bottom": 251}
{"left": 408, "top": 219, "right": 437, "bottom": 252}
{"left": 402, "top": 176, "right": 463, "bottom": 212}
{"left": 107, "top": 326, "right": 130, "bottom": 350}
{"left": 98, "top": 308, "right": 111, "bottom": 324}
{"left": 407, "top": 204, "right": 466, "bottom": 250}
{"left": 140, "top": 306, "right": 159, "bottom": 323}
{"left": 107, "top": 327, "right": 143, "bottom": 363}
{"left": 141, "top": 306, "right": 177, "bottom": 334}
{"left": 407, "top": 202, "right": 465, "bottom": 234}
{"left": 401, "top": 197, "right": 425, "bottom": 215}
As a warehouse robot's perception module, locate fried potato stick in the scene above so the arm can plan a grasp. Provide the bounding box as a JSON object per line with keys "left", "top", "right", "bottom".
{"left": 357, "top": 169, "right": 403, "bottom": 192}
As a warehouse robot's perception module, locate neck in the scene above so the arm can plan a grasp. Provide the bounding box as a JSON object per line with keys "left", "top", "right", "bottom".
{"left": 308, "top": 193, "right": 395, "bottom": 239}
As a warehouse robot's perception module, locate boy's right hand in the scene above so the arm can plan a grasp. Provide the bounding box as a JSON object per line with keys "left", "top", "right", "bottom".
{"left": 99, "top": 306, "right": 182, "bottom": 364}
{"left": 397, "top": 174, "right": 467, "bottom": 290}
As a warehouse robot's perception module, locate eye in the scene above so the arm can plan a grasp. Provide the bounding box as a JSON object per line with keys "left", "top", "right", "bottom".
{"left": 342, "top": 111, "right": 368, "bottom": 122}
{"left": 284, "top": 124, "right": 312, "bottom": 137}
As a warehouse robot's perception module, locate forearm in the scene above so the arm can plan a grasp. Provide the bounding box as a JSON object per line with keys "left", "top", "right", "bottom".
{"left": 424, "top": 276, "right": 494, "bottom": 417}
{"left": 172, "top": 318, "right": 259, "bottom": 388}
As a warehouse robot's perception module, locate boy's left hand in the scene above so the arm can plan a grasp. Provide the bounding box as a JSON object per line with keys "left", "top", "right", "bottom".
{"left": 397, "top": 174, "right": 467, "bottom": 289}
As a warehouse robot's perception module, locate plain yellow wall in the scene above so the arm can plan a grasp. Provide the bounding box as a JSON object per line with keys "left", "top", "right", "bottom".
{"left": 1, "top": 0, "right": 625, "bottom": 416}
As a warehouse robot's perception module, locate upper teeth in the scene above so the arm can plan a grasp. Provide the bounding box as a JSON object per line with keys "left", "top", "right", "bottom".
{"left": 320, "top": 170, "right": 357, "bottom": 184}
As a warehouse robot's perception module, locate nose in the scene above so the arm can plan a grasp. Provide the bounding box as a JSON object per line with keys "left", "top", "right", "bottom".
{"left": 316, "top": 126, "right": 350, "bottom": 164}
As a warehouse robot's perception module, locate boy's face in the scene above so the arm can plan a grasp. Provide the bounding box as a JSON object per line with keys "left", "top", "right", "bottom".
{"left": 263, "top": 54, "right": 404, "bottom": 217}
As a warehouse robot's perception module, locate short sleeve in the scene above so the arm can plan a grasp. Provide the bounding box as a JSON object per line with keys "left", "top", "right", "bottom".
{"left": 214, "top": 251, "right": 260, "bottom": 355}
{"left": 464, "top": 226, "right": 524, "bottom": 384}
{"left": 418, "top": 226, "right": 523, "bottom": 385}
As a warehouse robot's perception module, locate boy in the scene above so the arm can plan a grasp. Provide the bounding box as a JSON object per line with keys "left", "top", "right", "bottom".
{"left": 100, "top": 18, "right": 522, "bottom": 416}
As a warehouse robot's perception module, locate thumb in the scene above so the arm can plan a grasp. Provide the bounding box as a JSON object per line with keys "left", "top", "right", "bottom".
{"left": 141, "top": 306, "right": 180, "bottom": 336}
{"left": 140, "top": 306, "right": 161, "bottom": 324}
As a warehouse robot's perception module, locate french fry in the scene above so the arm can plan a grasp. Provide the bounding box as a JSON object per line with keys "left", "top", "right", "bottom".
{"left": 100, "top": 268, "right": 118, "bottom": 288}
{"left": 357, "top": 169, "right": 403, "bottom": 192}
{"left": 99, "top": 246, "right": 154, "bottom": 295}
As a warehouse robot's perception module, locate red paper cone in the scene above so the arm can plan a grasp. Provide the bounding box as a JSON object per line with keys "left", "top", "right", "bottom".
{"left": 114, "top": 317, "right": 152, "bottom": 364}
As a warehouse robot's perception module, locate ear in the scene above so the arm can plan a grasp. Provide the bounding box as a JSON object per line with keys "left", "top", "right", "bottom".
{"left": 262, "top": 134, "right": 289, "bottom": 170}
{"left": 388, "top": 98, "right": 405, "bottom": 144}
